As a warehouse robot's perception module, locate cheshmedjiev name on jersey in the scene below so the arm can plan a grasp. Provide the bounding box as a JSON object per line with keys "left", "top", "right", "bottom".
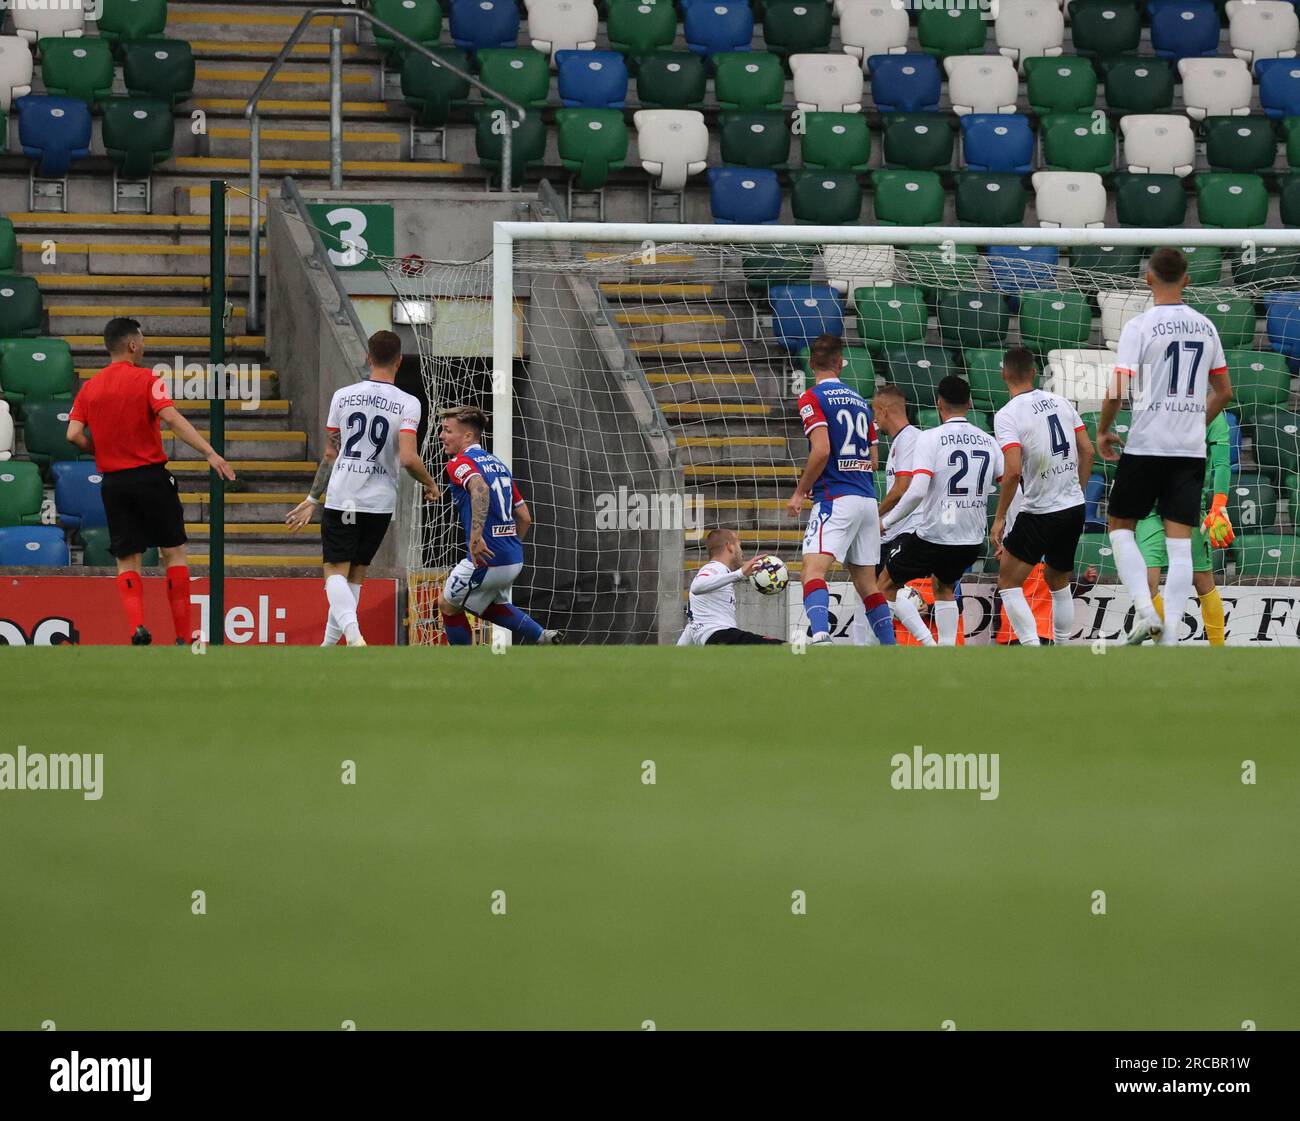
{"left": 325, "top": 381, "right": 421, "bottom": 515}
{"left": 798, "top": 380, "right": 876, "bottom": 500}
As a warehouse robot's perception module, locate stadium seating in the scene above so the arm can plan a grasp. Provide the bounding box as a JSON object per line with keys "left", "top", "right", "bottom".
{"left": 954, "top": 172, "right": 1027, "bottom": 224}
{"left": 0, "top": 400, "right": 11, "bottom": 460}
{"left": 708, "top": 167, "right": 783, "bottom": 223}
{"left": 839, "top": 2, "right": 909, "bottom": 63}
{"left": 101, "top": 98, "right": 175, "bottom": 179}
{"left": 1227, "top": 351, "right": 1292, "bottom": 418}
{"left": 1184, "top": 245, "right": 1225, "bottom": 285}
{"left": 822, "top": 243, "right": 895, "bottom": 292}
{"left": 401, "top": 46, "right": 471, "bottom": 126}
{"left": 936, "top": 290, "right": 1009, "bottom": 350}
{"left": 1075, "top": 532, "right": 1117, "bottom": 577}
{"left": 800, "top": 112, "right": 871, "bottom": 171}
{"left": 869, "top": 53, "right": 941, "bottom": 113}
{"left": 1179, "top": 58, "right": 1253, "bottom": 119}
{"left": 634, "top": 110, "right": 709, "bottom": 190}
{"left": 0, "top": 460, "right": 43, "bottom": 525}
{"left": 1112, "top": 172, "right": 1187, "bottom": 227}
{"left": 1019, "top": 291, "right": 1093, "bottom": 354}
{"left": 1084, "top": 473, "right": 1107, "bottom": 532}
{"left": 474, "top": 108, "right": 547, "bottom": 184}
{"left": 1041, "top": 113, "right": 1115, "bottom": 174}
{"left": 528, "top": 0, "right": 599, "bottom": 60}
{"left": 1197, "top": 173, "right": 1270, "bottom": 227}
{"left": 449, "top": 0, "right": 520, "bottom": 53}
{"left": 40, "top": 38, "right": 114, "bottom": 106}
{"left": 1068, "top": 1, "right": 1141, "bottom": 58}
{"left": 871, "top": 169, "right": 944, "bottom": 224}
{"left": 556, "top": 51, "right": 628, "bottom": 108}
{"left": 371, "top": 0, "right": 444, "bottom": 60}
{"left": 986, "top": 245, "right": 1061, "bottom": 293}
{"left": 478, "top": 49, "right": 550, "bottom": 108}
{"left": 1078, "top": 405, "right": 1130, "bottom": 471}
{"left": 1228, "top": 473, "right": 1279, "bottom": 533}
{"left": 636, "top": 52, "right": 708, "bottom": 108}
{"left": 121, "top": 39, "right": 196, "bottom": 106}
{"left": 1120, "top": 114, "right": 1196, "bottom": 176}
{"left": 0, "top": 278, "right": 44, "bottom": 339}
{"left": 556, "top": 108, "right": 628, "bottom": 188}
{"left": 1026, "top": 57, "right": 1097, "bottom": 116}
{"left": 1150, "top": 2, "right": 1221, "bottom": 62}
{"left": 0, "top": 216, "right": 13, "bottom": 274}
{"left": 965, "top": 348, "right": 1011, "bottom": 410}
{"left": 718, "top": 112, "right": 790, "bottom": 168}
{"left": 945, "top": 56, "right": 1017, "bottom": 115}
{"left": 1104, "top": 58, "right": 1176, "bottom": 114}
{"left": 16, "top": 95, "right": 92, "bottom": 177}
{"left": 791, "top": 171, "right": 862, "bottom": 223}
{"left": 607, "top": 1, "right": 678, "bottom": 57}
{"left": 1256, "top": 58, "right": 1300, "bottom": 118}
{"left": 0, "top": 36, "right": 34, "bottom": 112}
{"left": 1189, "top": 296, "right": 1257, "bottom": 348}
{"left": 1098, "top": 290, "right": 1152, "bottom": 345}
{"left": 714, "top": 51, "right": 783, "bottom": 109}
{"left": 762, "top": 2, "right": 834, "bottom": 60}
{"left": 881, "top": 114, "right": 953, "bottom": 171}
{"left": 0, "top": 525, "right": 68, "bottom": 567}
{"left": 1236, "top": 535, "right": 1300, "bottom": 578}
{"left": 1204, "top": 117, "right": 1278, "bottom": 174}
{"left": 996, "top": 0, "right": 1065, "bottom": 72}
{"left": 1032, "top": 171, "right": 1108, "bottom": 228}
{"left": 683, "top": 3, "right": 753, "bottom": 58}
{"left": 791, "top": 54, "right": 864, "bottom": 113}
{"left": 769, "top": 284, "right": 844, "bottom": 351}
{"left": 960, "top": 114, "right": 1033, "bottom": 173}
{"left": 9, "top": 6, "right": 83, "bottom": 44}
{"left": 853, "top": 285, "right": 927, "bottom": 351}
{"left": 53, "top": 460, "right": 106, "bottom": 532}
{"left": 1070, "top": 244, "right": 1143, "bottom": 281}
{"left": 1265, "top": 293, "right": 1300, "bottom": 357}
{"left": 917, "top": 7, "right": 986, "bottom": 57}
{"left": 20, "top": 398, "right": 86, "bottom": 472}
{"left": 884, "top": 345, "right": 958, "bottom": 409}
{"left": 0, "top": 339, "right": 77, "bottom": 410}
{"left": 1227, "top": 0, "right": 1300, "bottom": 67}
{"left": 97, "top": 0, "right": 169, "bottom": 48}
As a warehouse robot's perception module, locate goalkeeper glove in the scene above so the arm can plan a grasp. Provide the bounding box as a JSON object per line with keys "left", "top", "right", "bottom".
{"left": 1202, "top": 493, "right": 1235, "bottom": 548}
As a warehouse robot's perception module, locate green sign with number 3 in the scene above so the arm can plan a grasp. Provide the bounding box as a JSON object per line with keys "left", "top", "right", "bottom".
{"left": 306, "top": 203, "right": 395, "bottom": 272}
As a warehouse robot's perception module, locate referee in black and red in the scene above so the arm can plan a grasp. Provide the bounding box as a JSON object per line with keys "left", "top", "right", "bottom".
{"left": 66, "top": 318, "right": 236, "bottom": 645}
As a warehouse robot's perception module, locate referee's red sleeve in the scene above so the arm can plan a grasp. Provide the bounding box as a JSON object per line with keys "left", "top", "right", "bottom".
{"left": 148, "top": 370, "right": 174, "bottom": 414}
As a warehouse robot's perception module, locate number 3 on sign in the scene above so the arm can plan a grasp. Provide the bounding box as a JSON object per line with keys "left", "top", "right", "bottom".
{"left": 325, "top": 206, "right": 369, "bottom": 268}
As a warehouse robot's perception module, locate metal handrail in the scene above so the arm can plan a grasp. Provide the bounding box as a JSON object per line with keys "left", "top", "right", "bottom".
{"left": 242, "top": 5, "right": 529, "bottom": 330}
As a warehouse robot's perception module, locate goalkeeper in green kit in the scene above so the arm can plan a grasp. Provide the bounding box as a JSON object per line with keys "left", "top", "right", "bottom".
{"left": 1135, "top": 411, "right": 1234, "bottom": 645}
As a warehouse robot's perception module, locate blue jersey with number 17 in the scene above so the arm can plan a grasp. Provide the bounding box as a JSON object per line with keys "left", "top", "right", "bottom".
{"left": 444, "top": 443, "right": 525, "bottom": 567}
{"left": 797, "top": 379, "right": 877, "bottom": 501}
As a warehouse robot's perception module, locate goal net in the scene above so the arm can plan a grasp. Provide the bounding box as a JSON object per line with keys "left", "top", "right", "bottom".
{"left": 377, "top": 224, "right": 1300, "bottom": 647}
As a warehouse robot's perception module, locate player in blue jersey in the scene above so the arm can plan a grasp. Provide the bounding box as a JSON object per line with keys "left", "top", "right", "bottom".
{"left": 785, "top": 334, "right": 896, "bottom": 647}
{"left": 438, "top": 406, "right": 562, "bottom": 646}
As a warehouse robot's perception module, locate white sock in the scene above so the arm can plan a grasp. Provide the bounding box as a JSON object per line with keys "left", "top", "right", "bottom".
{"left": 934, "top": 599, "right": 960, "bottom": 646}
{"left": 1110, "top": 529, "right": 1159, "bottom": 627}
{"left": 851, "top": 613, "right": 876, "bottom": 646}
{"left": 1050, "top": 586, "right": 1075, "bottom": 645}
{"left": 1000, "top": 586, "right": 1041, "bottom": 646}
{"left": 325, "top": 574, "right": 361, "bottom": 644}
{"left": 322, "top": 582, "right": 362, "bottom": 646}
{"left": 1161, "top": 537, "right": 1193, "bottom": 646}
{"left": 891, "top": 594, "right": 935, "bottom": 645}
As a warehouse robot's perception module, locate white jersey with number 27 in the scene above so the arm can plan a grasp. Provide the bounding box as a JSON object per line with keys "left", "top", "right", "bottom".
{"left": 910, "top": 417, "right": 1004, "bottom": 546}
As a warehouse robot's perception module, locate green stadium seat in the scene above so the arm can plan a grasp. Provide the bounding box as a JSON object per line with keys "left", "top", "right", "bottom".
{"left": 1181, "top": 245, "right": 1224, "bottom": 286}
{"left": 965, "top": 348, "right": 1012, "bottom": 411}
{"left": 853, "top": 285, "right": 928, "bottom": 353}
{"left": 1075, "top": 531, "right": 1117, "bottom": 577}
{"left": 790, "top": 171, "right": 862, "bottom": 224}
{"left": 1230, "top": 245, "right": 1299, "bottom": 288}
{"left": 936, "top": 290, "right": 1009, "bottom": 350}
{"left": 474, "top": 107, "right": 547, "bottom": 185}
{"left": 718, "top": 111, "right": 790, "bottom": 169}
{"left": 1228, "top": 473, "right": 1279, "bottom": 534}
{"left": 915, "top": 406, "right": 942, "bottom": 429}
{"left": 1283, "top": 116, "right": 1300, "bottom": 170}
{"left": 0, "top": 277, "right": 44, "bottom": 338}
{"left": 881, "top": 113, "right": 953, "bottom": 171}
{"left": 556, "top": 108, "right": 627, "bottom": 189}
{"left": 607, "top": 0, "right": 677, "bottom": 58}
{"left": 1252, "top": 410, "right": 1300, "bottom": 490}
{"left": 121, "top": 39, "right": 196, "bottom": 107}
{"left": 917, "top": 8, "right": 987, "bottom": 57}
{"left": 1196, "top": 173, "right": 1269, "bottom": 229}
{"left": 1203, "top": 116, "right": 1278, "bottom": 174}
{"left": 954, "top": 172, "right": 1027, "bottom": 225}
{"left": 79, "top": 524, "right": 158, "bottom": 567}
{"left": 1235, "top": 535, "right": 1300, "bottom": 578}
{"left": 871, "top": 169, "right": 945, "bottom": 225}
{"left": 0, "top": 217, "right": 16, "bottom": 273}
{"left": 40, "top": 37, "right": 115, "bottom": 106}
{"left": 97, "top": 0, "right": 169, "bottom": 48}
{"left": 1080, "top": 409, "right": 1131, "bottom": 478}
{"left": 101, "top": 98, "right": 174, "bottom": 179}
{"left": 1041, "top": 112, "right": 1115, "bottom": 173}
{"left": 883, "top": 345, "right": 959, "bottom": 409}
{"left": 800, "top": 112, "right": 870, "bottom": 171}
{"left": 1025, "top": 57, "right": 1098, "bottom": 117}
{"left": 742, "top": 245, "right": 815, "bottom": 290}
{"left": 477, "top": 49, "right": 550, "bottom": 108}
{"left": 635, "top": 51, "right": 708, "bottom": 109}
{"left": 1068, "top": 1, "right": 1141, "bottom": 59}
{"left": 1281, "top": 174, "right": 1300, "bottom": 227}
{"left": 0, "top": 460, "right": 43, "bottom": 526}
{"left": 371, "top": 0, "right": 443, "bottom": 60}
{"left": 906, "top": 242, "right": 980, "bottom": 292}
{"left": 20, "top": 398, "right": 86, "bottom": 472}
{"left": 401, "top": 45, "right": 471, "bottom": 127}
{"left": 801, "top": 343, "right": 875, "bottom": 397}
{"left": 1188, "top": 297, "right": 1257, "bottom": 350}
{"left": 1112, "top": 172, "right": 1186, "bottom": 227}
{"left": 762, "top": 1, "right": 833, "bottom": 59}
{"left": 713, "top": 52, "right": 784, "bottom": 110}
{"left": 1068, "top": 244, "right": 1142, "bottom": 283}
{"left": 1018, "top": 291, "right": 1093, "bottom": 353}
{"left": 1102, "top": 56, "right": 1174, "bottom": 114}
{"left": 0, "top": 338, "right": 76, "bottom": 410}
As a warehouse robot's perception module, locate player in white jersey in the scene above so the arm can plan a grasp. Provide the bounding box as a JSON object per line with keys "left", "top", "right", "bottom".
{"left": 873, "top": 383, "right": 924, "bottom": 568}
{"left": 879, "top": 375, "right": 1003, "bottom": 645}
{"left": 989, "top": 348, "right": 1095, "bottom": 647}
{"left": 1099, "top": 248, "right": 1233, "bottom": 646}
{"left": 285, "top": 331, "right": 440, "bottom": 646}
{"left": 678, "top": 528, "right": 783, "bottom": 645}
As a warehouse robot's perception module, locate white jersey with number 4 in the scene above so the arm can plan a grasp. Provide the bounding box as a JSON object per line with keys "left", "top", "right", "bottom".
{"left": 1114, "top": 303, "right": 1227, "bottom": 458}
{"left": 994, "top": 389, "right": 1086, "bottom": 514}
{"left": 911, "top": 417, "right": 1004, "bottom": 546}
{"left": 324, "top": 380, "right": 421, "bottom": 515}
{"left": 882, "top": 423, "right": 923, "bottom": 543}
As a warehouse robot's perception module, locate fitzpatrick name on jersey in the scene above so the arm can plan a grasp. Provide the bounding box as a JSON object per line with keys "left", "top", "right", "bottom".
{"left": 797, "top": 379, "right": 878, "bottom": 501}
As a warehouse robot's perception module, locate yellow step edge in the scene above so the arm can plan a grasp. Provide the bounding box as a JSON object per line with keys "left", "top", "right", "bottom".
{"left": 79, "top": 367, "right": 278, "bottom": 379}
{"left": 173, "top": 401, "right": 288, "bottom": 414}
{"left": 683, "top": 466, "right": 798, "bottom": 477}
{"left": 23, "top": 243, "right": 264, "bottom": 256}
{"left": 698, "top": 498, "right": 800, "bottom": 509}
{"left": 676, "top": 436, "right": 786, "bottom": 447}
{"left": 172, "top": 10, "right": 321, "bottom": 25}
{"left": 186, "top": 555, "right": 322, "bottom": 567}
{"left": 185, "top": 522, "right": 320, "bottom": 536}
{"left": 195, "top": 67, "right": 371, "bottom": 85}
{"left": 10, "top": 212, "right": 252, "bottom": 228}
{"left": 586, "top": 252, "right": 696, "bottom": 264}
{"left": 615, "top": 312, "right": 727, "bottom": 325}
{"left": 645, "top": 372, "right": 757, "bottom": 384}
{"left": 36, "top": 275, "right": 208, "bottom": 290}
{"left": 172, "top": 157, "right": 462, "bottom": 174}
{"left": 181, "top": 491, "right": 296, "bottom": 503}
{"left": 630, "top": 342, "right": 743, "bottom": 355}
{"left": 208, "top": 126, "right": 404, "bottom": 142}
{"left": 67, "top": 335, "right": 266, "bottom": 348}
{"left": 49, "top": 305, "right": 246, "bottom": 317}
{"left": 663, "top": 404, "right": 773, "bottom": 415}
{"left": 194, "top": 98, "right": 388, "bottom": 113}
{"left": 170, "top": 431, "right": 305, "bottom": 442}
{"left": 601, "top": 283, "right": 716, "bottom": 297}
{"left": 168, "top": 461, "right": 308, "bottom": 472}
{"left": 190, "top": 40, "right": 361, "bottom": 57}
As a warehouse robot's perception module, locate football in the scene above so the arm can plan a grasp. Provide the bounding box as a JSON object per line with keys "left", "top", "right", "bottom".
{"left": 751, "top": 555, "right": 789, "bottom": 595}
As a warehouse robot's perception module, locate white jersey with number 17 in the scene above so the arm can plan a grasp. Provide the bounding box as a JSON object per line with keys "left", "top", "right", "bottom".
{"left": 324, "top": 380, "right": 422, "bottom": 515}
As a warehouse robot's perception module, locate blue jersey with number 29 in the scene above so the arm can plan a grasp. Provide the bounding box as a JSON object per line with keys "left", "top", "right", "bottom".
{"left": 797, "top": 379, "right": 877, "bottom": 501}
{"left": 445, "top": 444, "right": 525, "bottom": 567}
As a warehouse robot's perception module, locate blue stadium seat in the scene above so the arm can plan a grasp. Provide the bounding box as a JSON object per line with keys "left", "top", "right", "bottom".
{"left": 1256, "top": 58, "right": 1300, "bottom": 119}
{"left": 1227, "top": 409, "right": 1242, "bottom": 473}
{"left": 1084, "top": 473, "right": 1107, "bottom": 532}
{"left": 708, "top": 167, "right": 782, "bottom": 223}
{"left": 959, "top": 114, "right": 1034, "bottom": 173}
{"left": 1266, "top": 292, "right": 1300, "bottom": 358}
{"left": 868, "top": 54, "right": 941, "bottom": 114}
{"left": 556, "top": 50, "right": 627, "bottom": 108}
{"left": 985, "top": 245, "right": 1061, "bottom": 293}
{"left": 52, "top": 460, "right": 106, "bottom": 532}
{"left": 449, "top": 0, "right": 520, "bottom": 53}
{"left": 684, "top": 2, "right": 754, "bottom": 58}
{"left": 1150, "top": 1, "right": 1221, "bottom": 61}
{"left": 15, "top": 95, "right": 91, "bottom": 177}
{"left": 769, "top": 284, "right": 845, "bottom": 352}
{"left": 0, "top": 524, "right": 68, "bottom": 567}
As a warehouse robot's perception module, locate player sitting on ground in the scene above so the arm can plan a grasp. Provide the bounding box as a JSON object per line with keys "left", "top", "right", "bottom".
{"left": 678, "top": 528, "right": 783, "bottom": 645}
{"left": 989, "top": 346, "right": 1095, "bottom": 647}
{"left": 879, "top": 375, "right": 1003, "bottom": 646}
{"left": 438, "top": 406, "right": 561, "bottom": 646}
{"left": 785, "top": 333, "right": 896, "bottom": 647}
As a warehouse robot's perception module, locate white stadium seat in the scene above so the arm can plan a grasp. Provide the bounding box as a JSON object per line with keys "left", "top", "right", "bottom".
{"left": 8, "top": 6, "right": 83, "bottom": 44}
{"left": 1120, "top": 114, "right": 1196, "bottom": 177}
{"left": 838, "top": 1, "right": 910, "bottom": 66}
{"left": 995, "top": 0, "right": 1066, "bottom": 72}
{"left": 1227, "top": 0, "right": 1299, "bottom": 67}
{"left": 528, "top": 0, "right": 598, "bottom": 62}
{"left": 0, "top": 37, "right": 33, "bottom": 112}
{"left": 945, "top": 55, "right": 1018, "bottom": 115}
{"left": 0, "top": 400, "right": 13, "bottom": 462}
{"left": 1178, "top": 58, "right": 1252, "bottom": 120}
{"left": 1097, "top": 290, "right": 1153, "bottom": 348}
{"left": 1043, "top": 349, "right": 1118, "bottom": 415}
{"left": 790, "top": 54, "right": 864, "bottom": 113}
{"left": 633, "top": 109, "right": 709, "bottom": 191}
{"left": 821, "top": 244, "right": 896, "bottom": 294}
{"left": 1031, "top": 171, "right": 1107, "bottom": 228}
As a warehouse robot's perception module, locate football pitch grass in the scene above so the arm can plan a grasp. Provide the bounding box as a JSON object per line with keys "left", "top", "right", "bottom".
{"left": 2, "top": 646, "right": 1297, "bottom": 1031}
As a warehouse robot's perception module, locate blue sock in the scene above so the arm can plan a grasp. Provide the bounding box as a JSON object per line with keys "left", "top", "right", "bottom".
{"left": 443, "top": 611, "right": 473, "bottom": 646}
{"left": 803, "top": 579, "right": 830, "bottom": 636}
{"left": 486, "top": 603, "right": 545, "bottom": 643}
{"left": 864, "top": 593, "right": 895, "bottom": 645}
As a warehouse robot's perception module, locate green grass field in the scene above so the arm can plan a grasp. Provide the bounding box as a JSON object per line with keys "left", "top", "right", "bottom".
{"left": 2, "top": 646, "right": 1297, "bottom": 1031}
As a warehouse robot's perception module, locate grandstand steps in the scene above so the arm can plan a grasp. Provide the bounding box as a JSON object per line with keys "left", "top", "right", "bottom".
{"left": 67, "top": 335, "right": 265, "bottom": 359}
{"left": 662, "top": 403, "right": 774, "bottom": 419}
{"left": 47, "top": 302, "right": 246, "bottom": 338}
{"left": 182, "top": 525, "right": 321, "bottom": 557}
{"left": 22, "top": 240, "right": 262, "bottom": 279}
{"left": 616, "top": 308, "right": 738, "bottom": 345}
{"left": 167, "top": 460, "right": 313, "bottom": 488}
{"left": 170, "top": 3, "right": 340, "bottom": 44}
{"left": 183, "top": 553, "right": 323, "bottom": 570}
{"left": 189, "top": 39, "right": 365, "bottom": 62}
{"left": 180, "top": 491, "right": 303, "bottom": 523}
{"left": 694, "top": 496, "right": 809, "bottom": 531}
{"left": 676, "top": 435, "right": 790, "bottom": 468}
{"left": 194, "top": 98, "right": 391, "bottom": 119}
{"left": 9, "top": 212, "right": 255, "bottom": 235}
{"left": 601, "top": 283, "right": 719, "bottom": 302}
{"left": 79, "top": 367, "right": 278, "bottom": 390}
{"left": 629, "top": 340, "right": 745, "bottom": 360}
{"left": 35, "top": 274, "right": 228, "bottom": 296}
{"left": 193, "top": 64, "right": 380, "bottom": 102}
{"left": 164, "top": 430, "right": 306, "bottom": 461}
{"left": 172, "top": 400, "right": 289, "bottom": 426}
{"left": 204, "top": 124, "right": 406, "bottom": 163}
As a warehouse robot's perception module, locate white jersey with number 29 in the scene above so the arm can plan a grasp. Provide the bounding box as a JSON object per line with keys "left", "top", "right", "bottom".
{"left": 324, "top": 380, "right": 422, "bottom": 515}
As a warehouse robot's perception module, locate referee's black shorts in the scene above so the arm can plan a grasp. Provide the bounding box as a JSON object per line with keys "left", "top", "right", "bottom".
{"left": 99, "top": 462, "right": 187, "bottom": 557}
{"left": 322, "top": 507, "right": 392, "bottom": 565}
{"left": 1108, "top": 452, "right": 1205, "bottom": 528}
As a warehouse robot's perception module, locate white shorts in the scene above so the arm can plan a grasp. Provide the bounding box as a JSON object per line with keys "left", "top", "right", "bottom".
{"left": 802, "top": 494, "right": 880, "bottom": 566}
{"left": 443, "top": 559, "right": 523, "bottom": 615}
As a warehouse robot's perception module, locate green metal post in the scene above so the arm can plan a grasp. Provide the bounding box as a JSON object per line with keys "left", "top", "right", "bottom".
{"left": 209, "top": 180, "right": 227, "bottom": 645}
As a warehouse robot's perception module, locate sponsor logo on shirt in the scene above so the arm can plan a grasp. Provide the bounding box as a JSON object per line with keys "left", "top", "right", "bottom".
{"left": 491, "top": 524, "right": 517, "bottom": 537}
